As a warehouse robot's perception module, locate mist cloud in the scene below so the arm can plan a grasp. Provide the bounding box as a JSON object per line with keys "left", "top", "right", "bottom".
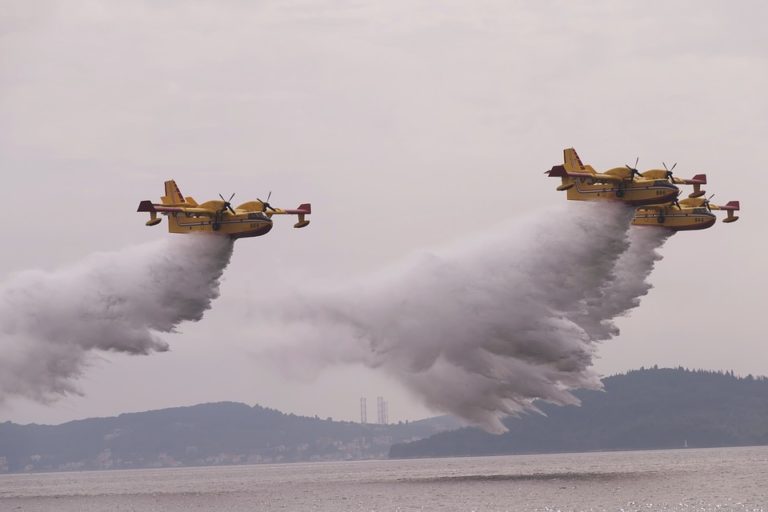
{"left": 0, "top": 235, "right": 233, "bottom": 403}
{"left": 265, "top": 203, "right": 671, "bottom": 433}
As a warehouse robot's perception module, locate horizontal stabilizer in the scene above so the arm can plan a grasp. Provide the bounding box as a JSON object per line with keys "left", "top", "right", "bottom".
{"left": 137, "top": 200, "right": 156, "bottom": 212}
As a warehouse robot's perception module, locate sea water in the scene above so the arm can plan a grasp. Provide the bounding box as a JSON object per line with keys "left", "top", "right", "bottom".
{"left": 1, "top": 446, "right": 766, "bottom": 511}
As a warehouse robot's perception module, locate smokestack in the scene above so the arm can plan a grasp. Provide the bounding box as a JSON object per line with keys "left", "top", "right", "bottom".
{"left": 376, "top": 396, "right": 388, "bottom": 425}
{"left": 360, "top": 397, "right": 367, "bottom": 424}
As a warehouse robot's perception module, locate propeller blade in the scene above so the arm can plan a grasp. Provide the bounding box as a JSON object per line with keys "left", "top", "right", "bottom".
{"left": 218, "top": 193, "right": 236, "bottom": 214}
{"left": 258, "top": 191, "right": 276, "bottom": 212}
{"left": 662, "top": 162, "right": 676, "bottom": 181}
{"left": 625, "top": 157, "right": 640, "bottom": 180}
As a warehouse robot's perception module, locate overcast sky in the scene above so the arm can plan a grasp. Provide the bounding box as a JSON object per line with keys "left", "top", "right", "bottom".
{"left": 1, "top": 0, "right": 766, "bottom": 425}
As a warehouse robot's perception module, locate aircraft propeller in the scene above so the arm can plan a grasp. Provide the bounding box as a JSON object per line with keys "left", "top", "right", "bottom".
{"left": 258, "top": 191, "right": 277, "bottom": 213}
{"left": 704, "top": 193, "right": 715, "bottom": 212}
{"left": 663, "top": 162, "right": 678, "bottom": 181}
{"left": 626, "top": 157, "right": 642, "bottom": 180}
{"left": 218, "top": 193, "right": 237, "bottom": 214}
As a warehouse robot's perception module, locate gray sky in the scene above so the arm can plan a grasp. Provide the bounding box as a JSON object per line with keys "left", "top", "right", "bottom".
{"left": 1, "top": 0, "right": 766, "bottom": 425}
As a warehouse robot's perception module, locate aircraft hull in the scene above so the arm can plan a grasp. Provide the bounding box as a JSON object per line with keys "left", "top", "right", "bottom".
{"left": 565, "top": 180, "right": 680, "bottom": 206}
{"left": 632, "top": 210, "right": 716, "bottom": 231}
{"left": 167, "top": 213, "right": 274, "bottom": 239}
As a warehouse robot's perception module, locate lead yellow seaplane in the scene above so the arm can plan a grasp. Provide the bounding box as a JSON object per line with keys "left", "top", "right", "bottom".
{"left": 137, "top": 180, "right": 311, "bottom": 239}
{"left": 546, "top": 148, "right": 707, "bottom": 205}
{"left": 632, "top": 196, "right": 740, "bottom": 231}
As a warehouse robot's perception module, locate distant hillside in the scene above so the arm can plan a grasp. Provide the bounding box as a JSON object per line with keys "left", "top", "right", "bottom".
{"left": 390, "top": 367, "right": 768, "bottom": 459}
{"left": 0, "top": 402, "right": 459, "bottom": 473}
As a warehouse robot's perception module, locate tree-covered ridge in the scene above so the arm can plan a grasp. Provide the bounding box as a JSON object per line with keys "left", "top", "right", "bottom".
{"left": 390, "top": 367, "right": 768, "bottom": 459}
{"left": 0, "top": 402, "right": 458, "bottom": 473}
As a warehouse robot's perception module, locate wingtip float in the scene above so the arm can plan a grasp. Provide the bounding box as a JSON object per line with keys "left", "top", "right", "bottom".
{"left": 547, "top": 148, "right": 740, "bottom": 232}
{"left": 137, "top": 180, "right": 311, "bottom": 239}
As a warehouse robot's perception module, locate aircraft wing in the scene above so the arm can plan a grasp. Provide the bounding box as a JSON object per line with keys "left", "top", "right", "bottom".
{"left": 590, "top": 172, "right": 625, "bottom": 183}
{"left": 709, "top": 201, "right": 740, "bottom": 211}
{"left": 672, "top": 173, "right": 707, "bottom": 185}
{"left": 545, "top": 166, "right": 622, "bottom": 183}
{"left": 269, "top": 203, "right": 312, "bottom": 215}
{"left": 137, "top": 201, "right": 217, "bottom": 216}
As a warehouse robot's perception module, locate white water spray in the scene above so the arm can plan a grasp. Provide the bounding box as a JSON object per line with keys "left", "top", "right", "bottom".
{"left": 0, "top": 235, "right": 233, "bottom": 403}
{"left": 264, "top": 203, "right": 672, "bottom": 433}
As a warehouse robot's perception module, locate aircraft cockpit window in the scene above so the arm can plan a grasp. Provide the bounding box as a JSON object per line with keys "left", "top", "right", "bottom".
{"left": 693, "top": 208, "right": 707, "bottom": 214}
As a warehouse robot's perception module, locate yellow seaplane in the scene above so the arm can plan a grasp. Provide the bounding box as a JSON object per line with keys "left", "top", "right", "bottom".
{"left": 137, "top": 180, "right": 311, "bottom": 239}
{"left": 632, "top": 196, "right": 740, "bottom": 231}
{"left": 546, "top": 148, "right": 707, "bottom": 205}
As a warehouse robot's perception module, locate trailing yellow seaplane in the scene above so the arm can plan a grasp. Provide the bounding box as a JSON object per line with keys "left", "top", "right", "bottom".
{"left": 632, "top": 196, "right": 740, "bottom": 231}
{"left": 546, "top": 148, "right": 706, "bottom": 205}
{"left": 137, "top": 180, "right": 311, "bottom": 239}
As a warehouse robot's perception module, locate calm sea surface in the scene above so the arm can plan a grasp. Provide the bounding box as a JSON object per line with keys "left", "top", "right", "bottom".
{"left": 0, "top": 446, "right": 766, "bottom": 511}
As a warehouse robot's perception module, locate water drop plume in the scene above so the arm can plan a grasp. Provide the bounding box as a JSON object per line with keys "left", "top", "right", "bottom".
{"left": 0, "top": 234, "right": 234, "bottom": 403}
{"left": 267, "top": 203, "right": 672, "bottom": 433}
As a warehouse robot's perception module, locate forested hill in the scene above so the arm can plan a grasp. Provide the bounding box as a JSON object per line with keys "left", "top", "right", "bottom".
{"left": 390, "top": 367, "right": 768, "bottom": 459}
{"left": 0, "top": 402, "right": 459, "bottom": 473}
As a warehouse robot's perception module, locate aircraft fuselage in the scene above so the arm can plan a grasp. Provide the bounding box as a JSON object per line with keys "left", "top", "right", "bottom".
{"left": 167, "top": 211, "right": 274, "bottom": 239}
{"left": 565, "top": 177, "right": 680, "bottom": 206}
{"left": 632, "top": 207, "right": 717, "bottom": 231}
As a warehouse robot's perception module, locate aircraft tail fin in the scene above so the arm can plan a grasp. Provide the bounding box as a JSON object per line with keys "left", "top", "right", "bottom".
{"left": 563, "top": 148, "right": 586, "bottom": 173}
{"left": 546, "top": 148, "right": 590, "bottom": 190}
{"left": 162, "top": 180, "right": 186, "bottom": 205}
